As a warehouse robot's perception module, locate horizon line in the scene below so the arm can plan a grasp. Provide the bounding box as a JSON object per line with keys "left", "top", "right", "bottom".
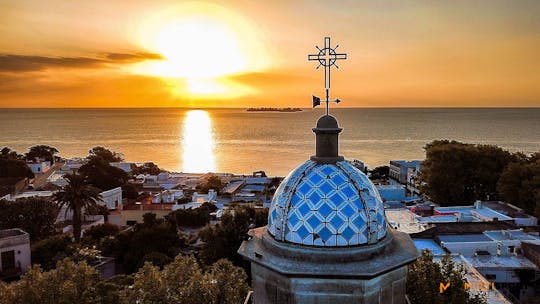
{"left": 2, "top": 106, "right": 540, "bottom": 110}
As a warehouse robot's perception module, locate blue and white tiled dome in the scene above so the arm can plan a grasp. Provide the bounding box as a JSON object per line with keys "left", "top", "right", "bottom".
{"left": 268, "top": 160, "right": 387, "bottom": 247}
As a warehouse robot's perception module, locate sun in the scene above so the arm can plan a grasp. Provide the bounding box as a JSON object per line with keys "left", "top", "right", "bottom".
{"left": 151, "top": 19, "right": 245, "bottom": 78}
{"left": 131, "top": 3, "right": 268, "bottom": 98}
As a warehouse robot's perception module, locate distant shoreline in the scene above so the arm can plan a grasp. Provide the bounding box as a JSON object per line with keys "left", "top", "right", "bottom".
{"left": 246, "top": 107, "right": 303, "bottom": 112}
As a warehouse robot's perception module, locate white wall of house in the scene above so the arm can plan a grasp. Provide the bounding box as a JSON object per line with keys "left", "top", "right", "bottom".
{"left": 99, "top": 187, "right": 122, "bottom": 210}
{"left": 27, "top": 161, "right": 50, "bottom": 174}
{"left": 0, "top": 229, "right": 31, "bottom": 275}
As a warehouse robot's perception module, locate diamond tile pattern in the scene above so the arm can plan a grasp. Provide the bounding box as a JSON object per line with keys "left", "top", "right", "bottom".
{"left": 268, "top": 160, "right": 388, "bottom": 246}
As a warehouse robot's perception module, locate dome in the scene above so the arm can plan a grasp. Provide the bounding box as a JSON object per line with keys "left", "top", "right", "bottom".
{"left": 268, "top": 160, "right": 387, "bottom": 247}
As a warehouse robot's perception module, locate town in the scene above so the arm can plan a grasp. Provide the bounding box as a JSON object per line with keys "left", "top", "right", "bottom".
{"left": 1, "top": 142, "right": 539, "bottom": 303}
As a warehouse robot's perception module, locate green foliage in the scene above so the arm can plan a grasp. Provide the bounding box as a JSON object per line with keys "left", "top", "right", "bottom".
{"left": 124, "top": 255, "right": 249, "bottom": 304}
{"left": 497, "top": 157, "right": 540, "bottom": 215}
{"left": 198, "top": 206, "right": 268, "bottom": 267}
{"left": 121, "top": 183, "right": 139, "bottom": 199}
{"left": 369, "top": 165, "right": 389, "bottom": 180}
{"left": 197, "top": 173, "right": 224, "bottom": 194}
{"left": 31, "top": 235, "right": 75, "bottom": 271}
{"left": 25, "top": 145, "right": 59, "bottom": 163}
{"left": 79, "top": 157, "right": 129, "bottom": 191}
{"left": 100, "top": 213, "right": 185, "bottom": 274}
{"left": 82, "top": 223, "right": 120, "bottom": 245}
{"left": 169, "top": 204, "right": 213, "bottom": 228}
{"left": 407, "top": 250, "right": 486, "bottom": 304}
{"left": 131, "top": 162, "right": 162, "bottom": 175}
{"left": 0, "top": 255, "right": 248, "bottom": 304}
{"left": 0, "top": 258, "right": 99, "bottom": 304}
{"left": 88, "top": 146, "right": 123, "bottom": 163}
{"left": 1, "top": 147, "right": 24, "bottom": 160}
{"left": 0, "top": 197, "right": 58, "bottom": 241}
{"left": 54, "top": 173, "right": 102, "bottom": 241}
{"left": 139, "top": 252, "right": 173, "bottom": 270}
{"left": 420, "top": 140, "right": 516, "bottom": 205}
{"left": 0, "top": 157, "right": 34, "bottom": 178}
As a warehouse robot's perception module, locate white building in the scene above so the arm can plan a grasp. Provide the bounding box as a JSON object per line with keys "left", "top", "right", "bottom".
{"left": 192, "top": 189, "right": 217, "bottom": 203}
{"left": 27, "top": 160, "right": 51, "bottom": 174}
{"left": 406, "top": 166, "right": 421, "bottom": 196}
{"left": 389, "top": 160, "right": 422, "bottom": 184}
{"left": 0, "top": 229, "right": 31, "bottom": 280}
{"left": 99, "top": 187, "right": 122, "bottom": 210}
{"left": 414, "top": 201, "right": 538, "bottom": 226}
{"left": 1, "top": 190, "right": 56, "bottom": 201}
{"left": 137, "top": 173, "right": 183, "bottom": 190}
{"left": 436, "top": 229, "right": 540, "bottom": 301}
{"left": 152, "top": 190, "right": 184, "bottom": 203}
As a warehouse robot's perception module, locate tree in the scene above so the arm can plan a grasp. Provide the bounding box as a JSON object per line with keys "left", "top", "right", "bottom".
{"left": 25, "top": 145, "right": 59, "bottom": 163}
{"left": 420, "top": 140, "right": 515, "bottom": 205}
{"left": 407, "top": 250, "right": 486, "bottom": 304}
{"left": 0, "top": 197, "right": 58, "bottom": 241}
{"left": 88, "top": 146, "right": 123, "bottom": 163}
{"left": 54, "top": 173, "right": 102, "bottom": 242}
{"left": 82, "top": 223, "right": 120, "bottom": 245}
{"left": 197, "top": 174, "right": 224, "bottom": 194}
{"left": 97, "top": 205, "right": 110, "bottom": 222}
{"left": 0, "top": 255, "right": 248, "bottom": 304}
{"left": 123, "top": 255, "right": 249, "bottom": 304}
{"left": 369, "top": 165, "right": 389, "bottom": 180}
{"left": 497, "top": 158, "right": 540, "bottom": 215}
{"left": 121, "top": 183, "right": 139, "bottom": 199}
{"left": 1, "top": 147, "right": 24, "bottom": 160}
{"left": 100, "top": 213, "right": 185, "bottom": 273}
{"left": 198, "top": 206, "right": 267, "bottom": 267}
{"left": 78, "top": 157, "right": 128, "bottom": 191}
{"left": 132, "top": 162, "right": 162, "bottom": 175}
{"left": 0, "top": 259, "right": 100, "bottom": 304}
{"left": 31, "top": 235, "right": 75, "bottom": 271}
{"left": 169, "top": 204, "right": 213, "bottom": 228}
{"left": 0, "top": 157, "right": 34, "bottom": 178}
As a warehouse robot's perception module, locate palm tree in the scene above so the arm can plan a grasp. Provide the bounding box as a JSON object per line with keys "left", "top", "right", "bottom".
{"left": 54, "top": 173, "right": 102, "bottom": 241}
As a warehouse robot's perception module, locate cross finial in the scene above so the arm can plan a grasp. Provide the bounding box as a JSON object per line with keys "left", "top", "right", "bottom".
{"left": 308, "top": 37, "right": 347, "bottom": 115}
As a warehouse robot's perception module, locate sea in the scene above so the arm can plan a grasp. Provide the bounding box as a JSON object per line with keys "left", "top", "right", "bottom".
{"left": 1, "top": 108, "right": 539, "bottom": 176}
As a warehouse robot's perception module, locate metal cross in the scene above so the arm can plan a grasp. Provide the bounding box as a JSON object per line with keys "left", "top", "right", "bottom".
{"left": 308, "top": 37, "right": 347, "bottom": 115}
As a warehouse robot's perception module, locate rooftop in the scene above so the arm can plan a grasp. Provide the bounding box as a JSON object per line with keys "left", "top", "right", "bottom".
{"left": 123, "top": 194, "right": 174, "bottom": 211}
{"left": 222, "top": 180, "right": 245, "bottom": 194}
{"left": 385, "top": 209, "right": 427, "bottom": 234}
{"left": 0, "top": 228, "right": 27, "bottom": 239}
{"left": 463, "top": 255, "right": 538, "bottom": 269}
{"left": 483, "top": 201, "right": 536, "bottom": 219}
{"left": 389, "top": 160, "right": 422, "bottom": 167}
{"left": 413, "top": 239, "right": 446, "bottom": 255}
{"left": 438, "top": 234, "right": 492, "bottom": 243}
{"left": 484, "top": 229, "right": 540, "bottom": 242}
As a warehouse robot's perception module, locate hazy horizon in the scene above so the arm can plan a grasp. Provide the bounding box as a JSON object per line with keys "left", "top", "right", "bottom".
{"left": 2, "top": 108, "right": 539, "bottom": 176}
{"left": 2, "top": 106, "right": 540, "bottom": 109}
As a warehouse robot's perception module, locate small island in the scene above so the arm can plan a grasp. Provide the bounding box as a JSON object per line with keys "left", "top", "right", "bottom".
{"left": 246, "top": 107, "right": 302, "bottom": 112}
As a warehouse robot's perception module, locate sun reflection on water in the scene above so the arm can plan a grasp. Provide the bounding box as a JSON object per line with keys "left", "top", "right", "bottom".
{"left": 181, "top": 110, "right": 216, "bottom": 173}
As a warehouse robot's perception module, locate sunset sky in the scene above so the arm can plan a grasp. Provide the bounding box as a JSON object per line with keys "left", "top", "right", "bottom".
{"left": 1, "top": 0, "right": 539, "bottom": 108}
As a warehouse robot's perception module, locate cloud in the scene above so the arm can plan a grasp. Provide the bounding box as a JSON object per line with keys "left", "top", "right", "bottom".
{"left": 0, "top": 70, "right": 183, "bottom": 107}
{"left": 0, "top": 52, "right": 164, "bottom": 72}
{"left": 103, "top": 52, "right": 164, "bottom": 62}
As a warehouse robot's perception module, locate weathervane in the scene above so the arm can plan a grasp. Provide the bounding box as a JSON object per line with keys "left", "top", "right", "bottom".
{"left": 308, "top": 36, "right": 347, "bottom": 115}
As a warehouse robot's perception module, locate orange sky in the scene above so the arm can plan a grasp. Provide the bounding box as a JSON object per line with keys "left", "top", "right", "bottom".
{"left": 1, "top": 0, "right": 539, "bottom": 108}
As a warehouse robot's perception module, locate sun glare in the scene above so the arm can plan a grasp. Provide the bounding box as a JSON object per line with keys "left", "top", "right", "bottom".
{"left": 182, "top": 110, "right": 216, "bottom": 173}
{"left": 152, "top": 19, "right": 245, "bottom": 78}
{"left": 132, "top": 3, "right": 268, "bottom": 99}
